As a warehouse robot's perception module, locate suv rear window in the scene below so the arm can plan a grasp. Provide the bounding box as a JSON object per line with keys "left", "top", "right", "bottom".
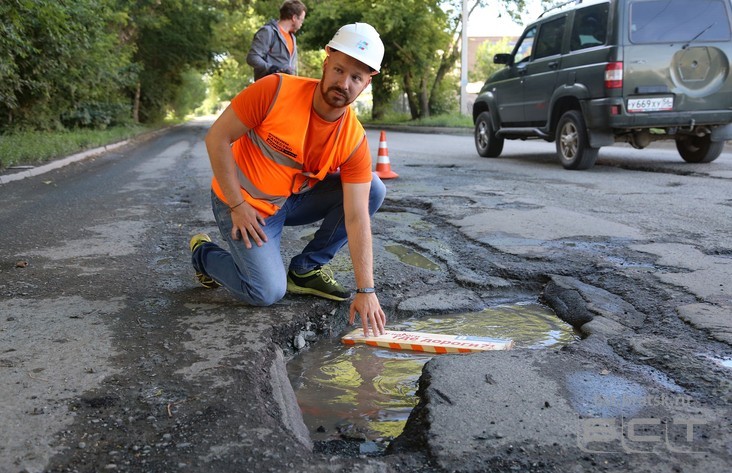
{"left": 630, "top": 0, "right": 731, "bottom": 44}
{"left": 535, "top": 16, "right": 566, "bottom": 59}
{"left": 570, "top": 4, "right": 609, "bottom": 51}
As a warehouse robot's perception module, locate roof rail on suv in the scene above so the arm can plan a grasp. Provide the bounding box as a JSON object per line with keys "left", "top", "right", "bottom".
{"left": 472, "top": 0, "right": 732, "bottom": 170}
{"left": 538, "top": 0, "right": 583, "bottom": 19}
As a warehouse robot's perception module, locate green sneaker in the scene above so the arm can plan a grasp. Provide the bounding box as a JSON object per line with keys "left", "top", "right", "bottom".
{"left": 287, "top": 266, "right": 350, "bottom": 301}
{"left": 189, "top": 233, "right": 221, "bottom": 289}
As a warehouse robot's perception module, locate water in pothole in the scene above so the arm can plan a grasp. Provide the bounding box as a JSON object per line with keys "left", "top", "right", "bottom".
{"left": 287, "top": 301, "right": 578, "bottom": 447}
{"left": 384, "top": 244, "right": 440, "bottom": 271}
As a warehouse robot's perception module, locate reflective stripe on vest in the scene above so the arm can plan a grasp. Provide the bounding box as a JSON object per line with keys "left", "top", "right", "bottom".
{"left": 246, "top": 130, "right": 303, "bottom": 171}
{"left": 235, "top": 167, "right": 288, "bottom": 209}
{"left": 226, "top": 75, "right": 366, "bottom": 216}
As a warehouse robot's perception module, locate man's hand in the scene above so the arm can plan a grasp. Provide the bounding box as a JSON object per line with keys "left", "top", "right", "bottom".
{"left": 230, "top": 201, "right": 268, "bottom": 249}
{"left": 349, "top": 293, "right": 386, "bottom": 337}
{"left": 268, "top": 66, "right": 293, "bottom": 75}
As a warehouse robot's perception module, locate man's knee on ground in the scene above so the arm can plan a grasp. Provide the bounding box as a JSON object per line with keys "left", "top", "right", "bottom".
{"left": 240, "top": 281, "right": 287, "bottom": 307}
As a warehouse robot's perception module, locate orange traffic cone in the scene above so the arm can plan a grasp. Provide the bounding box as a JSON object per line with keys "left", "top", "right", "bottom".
{"left": 375, "top": 130, "right": 398, "bottom": 179}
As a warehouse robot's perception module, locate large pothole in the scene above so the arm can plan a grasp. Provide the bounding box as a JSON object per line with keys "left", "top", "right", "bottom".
{"left": 286, "top": 299, "right": 578, "bottom": 454}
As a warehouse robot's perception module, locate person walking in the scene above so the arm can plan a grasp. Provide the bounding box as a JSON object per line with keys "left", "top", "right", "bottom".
{"left": 246, "top": 0, "right": 306, "bottom": 81}
{"left": 191, "top": 23, "right": 387, "bottom": 337}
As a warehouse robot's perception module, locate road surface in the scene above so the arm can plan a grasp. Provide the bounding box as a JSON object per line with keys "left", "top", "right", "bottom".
{"left": 1, "top": 119, "right": 730, "bottom": 472}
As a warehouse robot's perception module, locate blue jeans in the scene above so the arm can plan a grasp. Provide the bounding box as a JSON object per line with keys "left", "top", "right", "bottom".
{"left": 191, "top": 173, "right": 386, "bottom": 306}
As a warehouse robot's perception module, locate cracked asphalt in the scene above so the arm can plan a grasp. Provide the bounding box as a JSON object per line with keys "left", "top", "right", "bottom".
{"left": 0, "top": 119, "right": 730, "bottom": 472}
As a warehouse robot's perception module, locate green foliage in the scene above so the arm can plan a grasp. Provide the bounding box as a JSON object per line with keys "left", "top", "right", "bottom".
{"left": 0, "top": 0, "right": 556, "bottom": 136}
{"left": 0, "top": 125, "right": 152, "bottom": 169}
{"left": 0, "top": 0, "right": 134, "bottom": 131}
{"left": 132, "top": 0, "right": 217, "bottom": 123}
{"left": 298, "top": 0, "right": 502, "bottom": 119}
{"left": 376, "top": 0, "right": 455, "bottom": 118}
{"left": 170, "top": 68, "right": 208, "bottom": 119}
{"left": 298, "top": 0, "right": 434, "bottom": 118}
{"left": 208, "top": 3, "right": 260, "bottom": 87}
{"left": 205, "top": 1, "right": 324, "bottom": 104}
{"left": 470, "top": 37, "right": 514, "bottom": 82}
{"left": 428, "top": 74, "right": 461, "bottom": 116}
{"left": 362, "top": 112, "right": 472, "bottom": 128}
{"left": 0, "top": 0, "right": 221, "bottom": 131}
{"left": 209, "top": 56, "right": 251, "bottom": 102}
{"left": 413, "top": 113, "right": 472, "bottom": 128}
{"left": 61, "top": 102, "right": 133, "bottom": 129}
{"left": 298, "top": 49, "right": 327, "bottom": 80}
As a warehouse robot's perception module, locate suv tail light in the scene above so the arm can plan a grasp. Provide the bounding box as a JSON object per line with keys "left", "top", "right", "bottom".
{"left": 605, "top": 62, "right": 623, "bottom": 89}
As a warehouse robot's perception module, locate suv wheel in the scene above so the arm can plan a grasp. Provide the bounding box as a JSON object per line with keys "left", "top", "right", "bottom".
{"left": 474, "top": 111, "right": 504, "bottom": 158}
{"left": 556, "top": 110, "right": 599, "bottom": 170}
{"left": 675, "top": 134, "right": 724, "bottom": 163}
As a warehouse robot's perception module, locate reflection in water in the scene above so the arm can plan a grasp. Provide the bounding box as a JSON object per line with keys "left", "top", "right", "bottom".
{"left": 287, "top": 302, "right": 577, "bottom": 444}
{"left": 384, "top": 244, "right": 441, "bottom": 271}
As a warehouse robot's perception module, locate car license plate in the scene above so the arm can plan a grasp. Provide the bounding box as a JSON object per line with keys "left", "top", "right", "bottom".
{"left": 627, "top": 96, "right": 673, "bottom": 112}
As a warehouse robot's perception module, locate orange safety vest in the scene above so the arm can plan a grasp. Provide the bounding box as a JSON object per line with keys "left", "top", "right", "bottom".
{"left": 212, "top": 75, "right": 366, "bottom": 217}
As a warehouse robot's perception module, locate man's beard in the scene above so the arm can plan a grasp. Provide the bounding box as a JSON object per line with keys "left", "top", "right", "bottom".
{"left": 321, "top": 82, "right": 352, "bottom": 108}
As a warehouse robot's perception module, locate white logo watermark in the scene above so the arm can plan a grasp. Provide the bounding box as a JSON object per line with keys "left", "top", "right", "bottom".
{"left": 577, "top": 394, "right": 709, "bottom": 454}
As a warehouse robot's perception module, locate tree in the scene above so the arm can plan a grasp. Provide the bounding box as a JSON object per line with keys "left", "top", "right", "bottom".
{"left": 299, "top": 0, "right": 544, "bottom": 120}
{"left": 205, "top": 0, "right": 314, "bottom": 105}
{"left": 470, "top": 36, "right": 513, "bottom": 82}
{"left": 296, "top": 0, "right": 406, "bottom": 119}
{"left": 207, "top": 1, "right": 261, "bottom": 98}
{"left": 0, "top": 0, "right": 557, "bottom": 133}
{"left": 0, "top": 0, "right": 220, "bottom": 130}
{"left": 0, "top": 0, "right": 134, "bottom": 131}
{"left": 171, "top": 67, "right": 208, "bottom": 118}
{"left": 378, "top": 0, "right": 455, "bottom": 119}
{"left": 124, "top": 0, "right": 218, "bottom": 123}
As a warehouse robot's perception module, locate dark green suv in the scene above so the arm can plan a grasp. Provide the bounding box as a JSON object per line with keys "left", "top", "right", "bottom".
{"left": 472, "top": 0, "right": 732, "bottom": 170}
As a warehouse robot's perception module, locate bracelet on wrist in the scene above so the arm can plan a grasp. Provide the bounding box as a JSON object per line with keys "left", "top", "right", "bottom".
{"left": 356, "top": 287, "right": 375, "bottom": 294}
{"left": 229, "top": 201, "right": 245, "bottom": 211}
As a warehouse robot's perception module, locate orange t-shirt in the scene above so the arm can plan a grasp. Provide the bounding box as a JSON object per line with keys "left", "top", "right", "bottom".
{"left": 278, "top": 25, "right": 294, "bottom": 56}
{"left": 230, "top": 75, "right": 373, "bottom": 186}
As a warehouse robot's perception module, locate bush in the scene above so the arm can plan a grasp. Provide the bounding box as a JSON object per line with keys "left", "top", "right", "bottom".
{"left": 428, "top": 75, "right": 461, "bottom": 116}
{"left": 61, "top": 102, "right": 133, "bottom": 129}
{"left": 0, "top": 125, "right": 150, "bottom": 170}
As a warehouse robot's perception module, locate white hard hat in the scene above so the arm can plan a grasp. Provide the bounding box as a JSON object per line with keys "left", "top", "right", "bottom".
{"left": 326, "top": 23, "right": 384, "bottom": 73}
